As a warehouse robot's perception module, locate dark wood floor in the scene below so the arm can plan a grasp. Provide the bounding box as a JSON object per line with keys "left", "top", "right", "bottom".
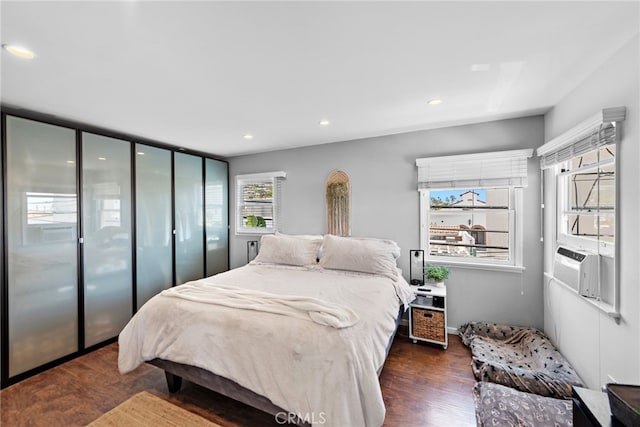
{"left": 0, "top": 329, "right": 477, "bottom": 426}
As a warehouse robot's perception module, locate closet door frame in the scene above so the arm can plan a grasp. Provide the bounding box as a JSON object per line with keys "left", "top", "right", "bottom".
{"left": 1, "top": 113, "right": 7, "bottom": 386}
{"left": 2, "top": 115, "right": 81, "bottom": 383}
{"left": 205, "top": 157, "right": 230, "bottom": 276}
{"left": 76, "top": 129, "right": 85, "bottom": 352}
{"left": 0, "top": 108, "right": 229, "bottom": 388}
{"left": 174, "top": 151, "right": 207, "bottom": 285}
{"left": 134, "top": 143, "right": 174, "bottom": 308}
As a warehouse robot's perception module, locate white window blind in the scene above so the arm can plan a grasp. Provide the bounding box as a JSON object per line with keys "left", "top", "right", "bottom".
{"left": 536, "top": 107, "right": 625, "bottom": 169}
{"left": 236, "top": 171, "right": 286, "bottom": 235}
{"left": 416, "top": 149, "right": 533, "bottom": 190}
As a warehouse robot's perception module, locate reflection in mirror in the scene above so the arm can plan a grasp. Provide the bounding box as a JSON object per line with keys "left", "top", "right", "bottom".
{"left": 175, "top": 153, "right": 204, "bottom": 285}
{"left": 135, "top": 144, "right": 173, "bottom": 309}
{"left": 206, "top": 159, "right": 229, "bottom": 276}
{"left": 6, "top": 116, "right": 78, "bottom": 376}
{"left": 82, "top": 133, "right": 132, "bottom": 347}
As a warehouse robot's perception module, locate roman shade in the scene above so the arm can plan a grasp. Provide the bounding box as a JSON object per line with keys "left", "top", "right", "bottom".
{"left": 416, "top": 149, "right": 533, "bottom": 190}
{"left": 536, "top": 107, "right": 626, "bottom": 169}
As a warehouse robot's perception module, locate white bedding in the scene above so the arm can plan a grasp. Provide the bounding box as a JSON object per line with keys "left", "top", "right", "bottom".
{"left": 161, "top": 282, "right": 360, "bottom": 328}
{"left": 118, "top": 263, "right": 414, "bottom": 427}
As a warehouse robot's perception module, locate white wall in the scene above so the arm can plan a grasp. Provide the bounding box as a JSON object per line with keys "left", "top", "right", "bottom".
{"left": 543, "top": 35, "right": 640, "bottom": 389}
{"left": 228, "top": 116, "right": 545, "bottom": 330}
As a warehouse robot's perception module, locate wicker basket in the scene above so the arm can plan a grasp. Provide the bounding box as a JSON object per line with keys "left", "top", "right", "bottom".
{"left": 412, "top": 307, "right": 445, "bottom": 342}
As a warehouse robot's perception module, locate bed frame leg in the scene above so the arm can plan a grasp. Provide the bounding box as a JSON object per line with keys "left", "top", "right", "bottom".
{"left": 164, "top": 371, "right": 183, "bottom": 393}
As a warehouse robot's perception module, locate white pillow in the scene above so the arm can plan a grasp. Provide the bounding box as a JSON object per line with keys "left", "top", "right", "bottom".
{"left": 254, "top": 234, "right": 322, "bottom": 266}
{"left": 275, "top": 232, "right": 324, "bottom": 240}
{"left": 319, "top": 234, "right": 400, "bottom": 279}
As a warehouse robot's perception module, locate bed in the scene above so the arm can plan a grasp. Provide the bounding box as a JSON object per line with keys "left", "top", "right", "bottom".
{"left": 118, "top": 234, "right": 414, "bottom": 427}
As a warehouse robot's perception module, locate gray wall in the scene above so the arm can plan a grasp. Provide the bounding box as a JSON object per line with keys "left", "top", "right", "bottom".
{"left": 543, "top": 34, "right": 639, "bottom": 389}
{"left": 228, "top": 115, "right": 545, "bottom": 330}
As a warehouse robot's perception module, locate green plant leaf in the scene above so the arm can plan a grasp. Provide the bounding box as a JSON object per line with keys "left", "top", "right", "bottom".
{"left": 424, "top": 265, "right": 449, "bottom": 281}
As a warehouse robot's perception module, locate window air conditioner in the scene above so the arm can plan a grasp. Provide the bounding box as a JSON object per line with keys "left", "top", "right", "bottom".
{"left": 553, "top": 246, "right": 599, "bottom": 298}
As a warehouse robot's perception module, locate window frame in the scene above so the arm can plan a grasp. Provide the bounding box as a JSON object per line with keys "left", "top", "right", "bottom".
{"left": 419, "top": 186, "right": 525, "bottom": 272}
{"left": 555, "top": 147, "right": 616, "bottom": 257}
{"left": 235, "top": 171, "right": 285, "bottom": 236}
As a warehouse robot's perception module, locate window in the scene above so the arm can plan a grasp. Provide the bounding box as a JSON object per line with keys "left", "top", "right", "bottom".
{"left": 235, "top": 171, "right": 286, "bottom": 235}
{"left": 426, "top": 188, "right": 512, "bottom": 260}
{"left": 537, "top": 107, "right": 624, "bottom": 318}
{"left": 417, "top": 149, "right": 532, "bottom": 270}
{"left": 421, "top": 187, "right": 521, "bottom": 267}
{"left": 557, "top": 145, "right": 615, "bottom": 256}
{"left": 537, "top": 107, "right": 624, "bottom": 258}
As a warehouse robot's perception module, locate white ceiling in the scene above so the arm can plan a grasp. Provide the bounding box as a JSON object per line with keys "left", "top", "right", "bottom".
{"left": 1, "top": 1, "right": 638, "bottom": 157}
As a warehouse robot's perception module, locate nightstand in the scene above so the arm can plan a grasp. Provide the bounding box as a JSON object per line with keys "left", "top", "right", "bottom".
{"left": 572, "top": 386, "right": 613, "bottom": 427}
{"left": 409, "top": 285, "right": 447, "bottom": 349}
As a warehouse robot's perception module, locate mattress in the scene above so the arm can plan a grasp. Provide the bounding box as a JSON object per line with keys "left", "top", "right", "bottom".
{"left": 118, "top": 263, "right": 413, "bottom": 427}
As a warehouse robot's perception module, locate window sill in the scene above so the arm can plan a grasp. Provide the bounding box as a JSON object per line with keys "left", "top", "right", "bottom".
{"left": 426, "top": 259, "right": 525, "bottom": 273}
{"left": 236, "top": 230, "right": 275, "bottom": 236}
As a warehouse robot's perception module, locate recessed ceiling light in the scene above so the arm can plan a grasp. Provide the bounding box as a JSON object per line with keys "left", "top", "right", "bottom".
{"left": 319, "top": 119, "right": 331, "bottom": 126}
{"left": 66, "top": 160, "right": 75, "bottom": 164}
{"left": 98, "top": 157, "right": 107, "bottom": 161}
{"left": 243, "top": 134, "right": 254, "bottom": 140}
{"left": 471, "top": 63, "right": 491, "bottom": 72}
{"left": 137, "top": 151, "right": 145, "bottom": 156}
{"left": 2, "top": 44, "right": 35, "bottom": 59}
{"left": 427, "top": 99, "right": 443, "bottom": 106}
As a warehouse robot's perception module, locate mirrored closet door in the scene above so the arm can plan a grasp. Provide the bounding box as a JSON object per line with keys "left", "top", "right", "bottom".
{"left": 135, "top": 144, "right": 173, "bottom": 309}
{"left": 2, "top": 112, "right": 229, "bottom": 386}
{"left": 82, "top": 133, "right": 133, "bottom": 347}
{"left": 5, "top": 116, "right": 79, "bottom": 377}
{"left": 174, "top": 153, "right": 204, "bottom": 284}
{"left": 205, "top": 158, "right": 229, "bottom": 276}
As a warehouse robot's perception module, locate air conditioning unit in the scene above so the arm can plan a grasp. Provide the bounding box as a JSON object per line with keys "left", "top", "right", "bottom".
{"left": 553, "top": 246, "right": 599, "bottom": 298}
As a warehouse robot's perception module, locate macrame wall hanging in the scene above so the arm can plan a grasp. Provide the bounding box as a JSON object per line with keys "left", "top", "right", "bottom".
{"left": 325, "top": 170, "right": 351, "bottom": 236}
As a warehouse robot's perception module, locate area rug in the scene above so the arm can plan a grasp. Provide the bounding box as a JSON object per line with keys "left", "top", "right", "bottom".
{"left": 88, "top": 391, "right": 223, "bottom": 426}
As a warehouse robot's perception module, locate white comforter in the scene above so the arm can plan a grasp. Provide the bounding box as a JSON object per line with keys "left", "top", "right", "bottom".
{"left": 161, "top": 282, "right": 360, "bottom": 328}
{"left": 118, "top": 263, "right": 414, "bottom": 427}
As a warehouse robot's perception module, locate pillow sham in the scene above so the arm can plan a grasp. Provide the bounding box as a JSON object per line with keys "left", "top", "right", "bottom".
{"left": 253, "top": 234, "right": 322, "bottom": 266}
{"left": 319, "top": 234, "right": 400, "bottom": 279}
{"left": 275, "top": 232, "right": 324, "bottom": 240}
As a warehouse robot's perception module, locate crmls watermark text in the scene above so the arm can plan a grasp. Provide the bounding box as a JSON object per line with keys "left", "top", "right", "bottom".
{"left": 275, "top": 411, "right": 327, "bottom": 425}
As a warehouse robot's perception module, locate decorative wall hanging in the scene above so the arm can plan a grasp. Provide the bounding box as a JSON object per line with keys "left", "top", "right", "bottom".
{"left": 325, "top": 170, "right": 351, "bottom": 236}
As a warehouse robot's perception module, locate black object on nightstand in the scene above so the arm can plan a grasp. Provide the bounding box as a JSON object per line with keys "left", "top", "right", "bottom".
{"left": 409, "top": 249, "right": 424, "bottom": 285}
{"left": 247, "top": 240, "right": 258, "bottom": 262}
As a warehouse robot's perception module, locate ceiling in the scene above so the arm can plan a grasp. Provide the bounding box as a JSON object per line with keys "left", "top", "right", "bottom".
{"left": 1, "top": 1, "right": 638, "bottom": 157}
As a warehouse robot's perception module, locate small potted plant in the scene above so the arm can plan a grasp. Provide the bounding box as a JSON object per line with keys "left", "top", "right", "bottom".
{"left": 424, "top": 264, "right": 449, "bottom": 287}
